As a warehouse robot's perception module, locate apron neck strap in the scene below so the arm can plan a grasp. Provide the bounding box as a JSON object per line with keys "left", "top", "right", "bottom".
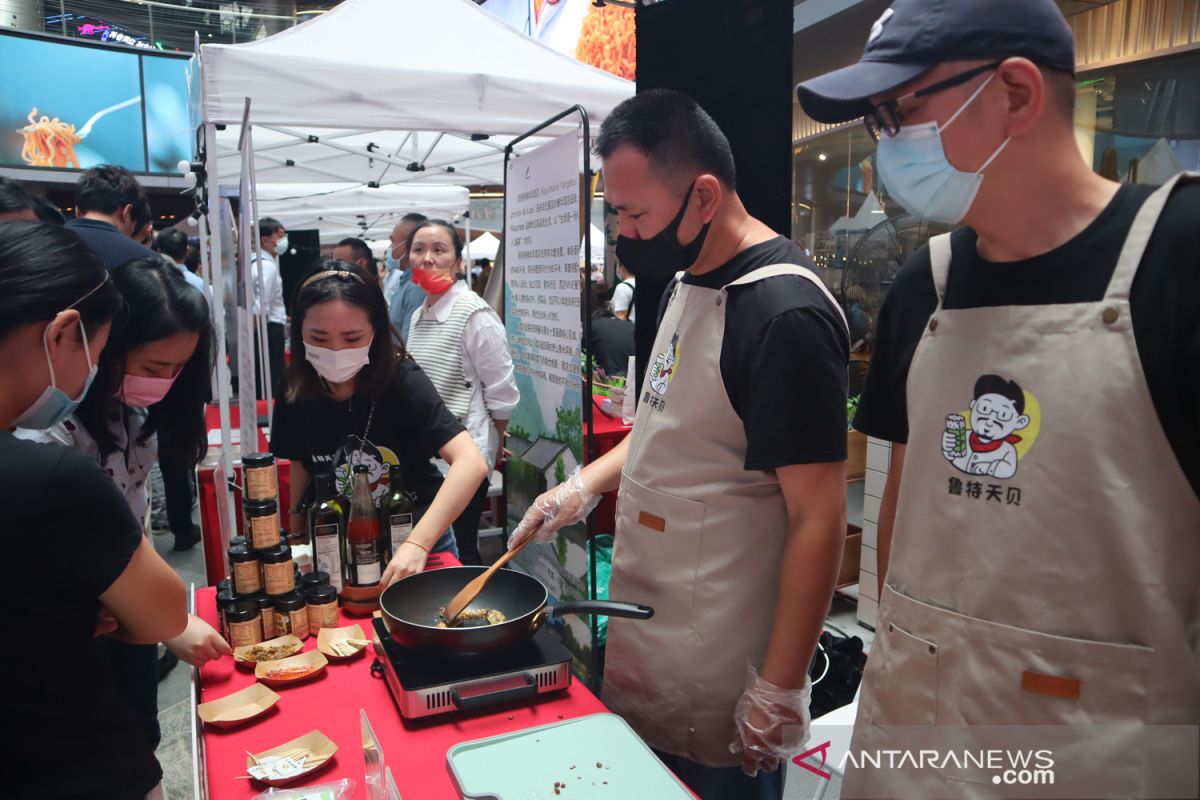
{"left": 1104, "top": 171, "right": 1194, "bottom": 302}
{"left": 928, "top": 233, "right": 953, "bottom": 307}
{"left": 721, "top": 263, "right": 848, "bottom": 332}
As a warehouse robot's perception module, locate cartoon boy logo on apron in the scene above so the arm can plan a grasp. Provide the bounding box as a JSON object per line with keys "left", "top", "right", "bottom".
{"left": 943, "top": 374, "right": 1041, "bottom": 479}
{"left": 647, "top": 333, "right": 680, "bottom": 397}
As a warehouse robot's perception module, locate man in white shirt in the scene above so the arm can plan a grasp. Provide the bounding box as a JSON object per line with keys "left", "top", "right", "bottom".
{"left": 252, "top": 217, "right": 289, "bottom": 396}
{"left": 610, "top": 262, "right": 636, "bottom": 322}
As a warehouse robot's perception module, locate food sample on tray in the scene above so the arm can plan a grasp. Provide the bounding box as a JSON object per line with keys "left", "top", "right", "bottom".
{"left": 435, "top": 606, "right": 507, "bottom": 628}
{"left": 19, "top": 108, "right": 81, "bottom": 168}
{"left": 237, "top": 640, "right": 302, "bottom": 663}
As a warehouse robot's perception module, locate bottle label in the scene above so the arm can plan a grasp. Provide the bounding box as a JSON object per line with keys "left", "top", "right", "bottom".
{"left": 389, "top": 513, "right": 414, "bottom": 555}
{"left": 351, "top": 540, "right": 381, "bottom": 585}
{"left": 313, "top": 523, "right": 344, "bottom": 593}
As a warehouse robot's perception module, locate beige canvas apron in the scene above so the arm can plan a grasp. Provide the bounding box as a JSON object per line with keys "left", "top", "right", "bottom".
{"left": 602, "top": 264, "right": 847, "bottom": 767}
{"left": 844, "top": 174, "right": 1200, "bottom": 798}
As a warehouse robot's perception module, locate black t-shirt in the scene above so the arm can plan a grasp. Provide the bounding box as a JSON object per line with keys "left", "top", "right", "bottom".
{"left": 270, "top": 357, "right": 466, "bottom": 506}
{"left": 854, "top": 183, "right": 1200, "bottom": 498}
{"left": 589, "top": 315, "right": 636, "bottom": 376}
{"left": 659, "top": 236, "right": 850, "bottom": 470}
{"left": 64, "top": 217, "right": 156, "bottom": 269}
{"left": 0, "top": 432, "right": 161, "bottom": 799}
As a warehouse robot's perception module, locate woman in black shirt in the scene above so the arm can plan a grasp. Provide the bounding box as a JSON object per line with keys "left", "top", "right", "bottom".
{"left": 0, "top": 221, "right": 187, "bottom": 799}
{"left": 271, "top": 260, "right": 488, "bottom": 587}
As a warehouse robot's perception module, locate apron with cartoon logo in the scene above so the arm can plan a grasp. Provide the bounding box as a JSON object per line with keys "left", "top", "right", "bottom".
{"left": 844, "top": 174, "right": 1200, "bottom": 799}
{"left": 602, "top": 264, "right": 847, "bottom": 767}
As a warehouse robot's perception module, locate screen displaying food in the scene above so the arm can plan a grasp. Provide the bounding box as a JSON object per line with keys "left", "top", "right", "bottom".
{"left": 19, "top": 108, "right": 82, "bottom": 168}
{"left": 0, "top": 31, "right": 190, "bottom": 174}
{"left": 478, "top": 0, "right": 635, "bottom": 81}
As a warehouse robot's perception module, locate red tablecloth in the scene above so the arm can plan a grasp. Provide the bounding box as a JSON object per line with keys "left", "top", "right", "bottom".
{"left": 585, "top": 394, "right": 631, "bottom": 536}
{"left": 196, "top": 556, "right": 610, "bottom": 799}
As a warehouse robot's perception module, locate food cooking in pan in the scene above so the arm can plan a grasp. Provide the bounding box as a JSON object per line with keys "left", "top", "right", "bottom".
{"left": 435, "top": 606, "right": 507, "bottom": 628}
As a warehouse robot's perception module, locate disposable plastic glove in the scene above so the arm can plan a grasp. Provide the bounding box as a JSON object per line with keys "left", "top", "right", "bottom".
{"left": 729, "top": 664, "right": 812, "bottom": 777}
{"left": 507, "top": 466, "right": 600, "bottom": 550}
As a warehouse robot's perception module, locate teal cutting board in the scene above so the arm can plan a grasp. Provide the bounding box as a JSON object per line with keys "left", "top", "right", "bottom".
{"left": 447, "top": 713, "right": 694, "bottom": 799}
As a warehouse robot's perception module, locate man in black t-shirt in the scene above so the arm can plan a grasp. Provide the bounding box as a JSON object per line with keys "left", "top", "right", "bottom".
{"left": 797, "top": 0, "right": 1199, "bottom": 794}
{"left": 508, "top": 90, "right": 849, "bottom": 798}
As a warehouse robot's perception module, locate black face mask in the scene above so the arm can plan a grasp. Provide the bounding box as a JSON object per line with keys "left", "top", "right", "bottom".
{"left": 615, "top": 183, "right": 711, "bottom": 281}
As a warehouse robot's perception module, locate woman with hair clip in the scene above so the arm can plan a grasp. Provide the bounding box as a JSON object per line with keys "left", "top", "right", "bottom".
{"left": 406, "top": 219, "right": 518, "bottom": 566}
{"left": 18, "top": 255, "right": 229, "bottom": 754}
{"left": 0, "top": 222, "right": 187, "bottom": 800}
{"left": 271, "top": 258, "right": 489, "bottom": 588}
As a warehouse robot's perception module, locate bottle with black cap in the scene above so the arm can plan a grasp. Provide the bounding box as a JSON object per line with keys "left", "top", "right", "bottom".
{"left": 309, "top": 472, "right": 346, "bottom": 593}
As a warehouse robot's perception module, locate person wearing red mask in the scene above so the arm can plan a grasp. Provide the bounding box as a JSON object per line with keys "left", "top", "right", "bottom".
{"left": 405, "top": 220, "right": 519, "bottom": 566}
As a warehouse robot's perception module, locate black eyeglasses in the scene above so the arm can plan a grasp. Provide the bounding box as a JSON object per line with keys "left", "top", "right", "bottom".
{"left": 864, "top": 61, "right": 1003, "bottom": 142}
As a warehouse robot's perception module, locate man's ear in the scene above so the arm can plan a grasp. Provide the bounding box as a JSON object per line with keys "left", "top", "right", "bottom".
{"left": 694, "top": 174, "right": 723, "bottom": 225}
{"left": 1015, "top": 415, "right": 1030, "bottom": 430}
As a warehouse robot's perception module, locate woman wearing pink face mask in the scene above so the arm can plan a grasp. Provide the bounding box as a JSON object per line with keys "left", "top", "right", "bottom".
{"left": 17, "top": 255, "right": 229, "bottom": 751}
{"left": 406, "top": 220, "right": 519, "bottom": 566}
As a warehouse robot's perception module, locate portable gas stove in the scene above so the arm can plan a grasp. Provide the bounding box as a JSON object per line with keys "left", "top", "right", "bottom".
{"left": 371, "top": 617, "right": 573, "bottom": 719}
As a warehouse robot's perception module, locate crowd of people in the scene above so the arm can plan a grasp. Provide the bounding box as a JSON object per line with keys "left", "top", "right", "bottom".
{"left": 4, "top": 0, "right": 1198, "bottom": 797}
{"left": 0, "top": 162, "right": 521, "bottom": 798}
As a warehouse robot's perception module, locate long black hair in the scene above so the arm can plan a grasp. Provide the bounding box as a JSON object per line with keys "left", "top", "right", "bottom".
{"left": 286, "top": 258, "right": 404, "bottom": 403}
{"left": 0, "top": 220, "right": 121, "bottom": 341}
{"left": 75, "top": 257, "right": 215, "bottom": 469}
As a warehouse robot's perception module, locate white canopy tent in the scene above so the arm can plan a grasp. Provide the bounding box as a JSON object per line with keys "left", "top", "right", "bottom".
{"left": 203, "top": 0, "right": 634, "bottom": 188}
{"left": 255, "top": 183, "right": 469, "bottom": 243}
{"left": 468, "top": 230, "right": 501, "bottom": 261}
{"left": 196, "top": 0, "right": 633, "bottom": 557}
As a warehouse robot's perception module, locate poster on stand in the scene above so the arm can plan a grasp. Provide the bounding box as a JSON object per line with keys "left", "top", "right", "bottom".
{"left": 503, "top": 130, "right": 593, "bottom": 680}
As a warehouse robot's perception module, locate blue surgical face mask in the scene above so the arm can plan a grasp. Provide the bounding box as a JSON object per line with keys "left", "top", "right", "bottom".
{"left": 14, "top": 317, "right": 99, "bottom": 430}
{"left": 385, "top": 246, "right": 402, "bottom": 272}
{"left": 875, "top": 73, "right": 1010, "bottom": 225}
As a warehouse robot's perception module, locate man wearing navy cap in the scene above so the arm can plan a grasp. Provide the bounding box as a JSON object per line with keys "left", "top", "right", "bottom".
{"left": 799, "top": 0, "right": 1199, "bottom": 796}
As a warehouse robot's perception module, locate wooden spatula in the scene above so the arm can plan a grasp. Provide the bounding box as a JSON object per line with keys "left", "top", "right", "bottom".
{"left": 442, "top": 535, "right": 533, "bottom": 627}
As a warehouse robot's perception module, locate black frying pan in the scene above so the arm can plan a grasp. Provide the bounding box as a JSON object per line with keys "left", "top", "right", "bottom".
{"left": 379, "top": 566, "right": 653, "bottom": 656}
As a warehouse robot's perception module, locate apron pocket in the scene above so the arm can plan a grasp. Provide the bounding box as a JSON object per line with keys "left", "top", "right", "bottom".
{"left": 865, "top": 618, "right": 940, "bottom": 727}
{"left": 613, "top": 472, "right": 707, "bottom": 613}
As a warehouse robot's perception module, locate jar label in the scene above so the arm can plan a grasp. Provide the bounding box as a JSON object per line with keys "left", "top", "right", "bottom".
{"left": 290, "top": 608, "right": 309, "bottom": 640}
{"left": 232, "top": 560, "right": 262, "bottom": 594}
{"left": 260, "top": 611, "right": 276, "bottom": 640}
{"left": 250, "top": 513, "right": 280, "bottom": 549}
{"left": 229, "top": 618, "right": 262, "bottom": 648}
{"left": 274, "top": 609, "right": 291, "bottom": 635}
{"left": 264, "top": 561, "right": 294, "bottom": 596}
{"left": 246, "top": 466, "right": 278, "bottom": 501}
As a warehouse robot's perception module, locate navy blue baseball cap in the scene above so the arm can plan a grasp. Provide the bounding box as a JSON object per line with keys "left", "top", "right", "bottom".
{"left": 796, "top": 0, "right": 1076, "bottom": 123}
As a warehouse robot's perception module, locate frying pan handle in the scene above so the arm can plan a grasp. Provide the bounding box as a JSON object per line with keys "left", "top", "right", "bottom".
{"left": 549, "top": 601, "right": 655, "bottom": 620}
{"left": 450, "top": 674, "right": 538, "bottom": 712}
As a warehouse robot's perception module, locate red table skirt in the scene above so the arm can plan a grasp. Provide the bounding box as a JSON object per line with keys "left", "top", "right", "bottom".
{"left": 196, "top": 554, "right": 610, "bottom": 799}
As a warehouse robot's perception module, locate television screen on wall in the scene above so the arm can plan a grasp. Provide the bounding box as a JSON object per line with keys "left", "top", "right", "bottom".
{"left": 0, "top": 30, "right": 192, "bottom": 175}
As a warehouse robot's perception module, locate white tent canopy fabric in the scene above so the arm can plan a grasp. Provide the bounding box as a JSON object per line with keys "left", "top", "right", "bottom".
{"left": 202, "top": 0, "right": 634, "bottom": 188}
{"left": 468, "top": 230, "right": 501, "bottom": 260}
{"left": 255, "top": 183, "right": 469, "bottom": 243}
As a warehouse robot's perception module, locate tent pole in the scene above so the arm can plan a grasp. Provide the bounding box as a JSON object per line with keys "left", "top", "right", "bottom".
{"left": 205, "top": 121, "right": 238, "bottom": 565}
